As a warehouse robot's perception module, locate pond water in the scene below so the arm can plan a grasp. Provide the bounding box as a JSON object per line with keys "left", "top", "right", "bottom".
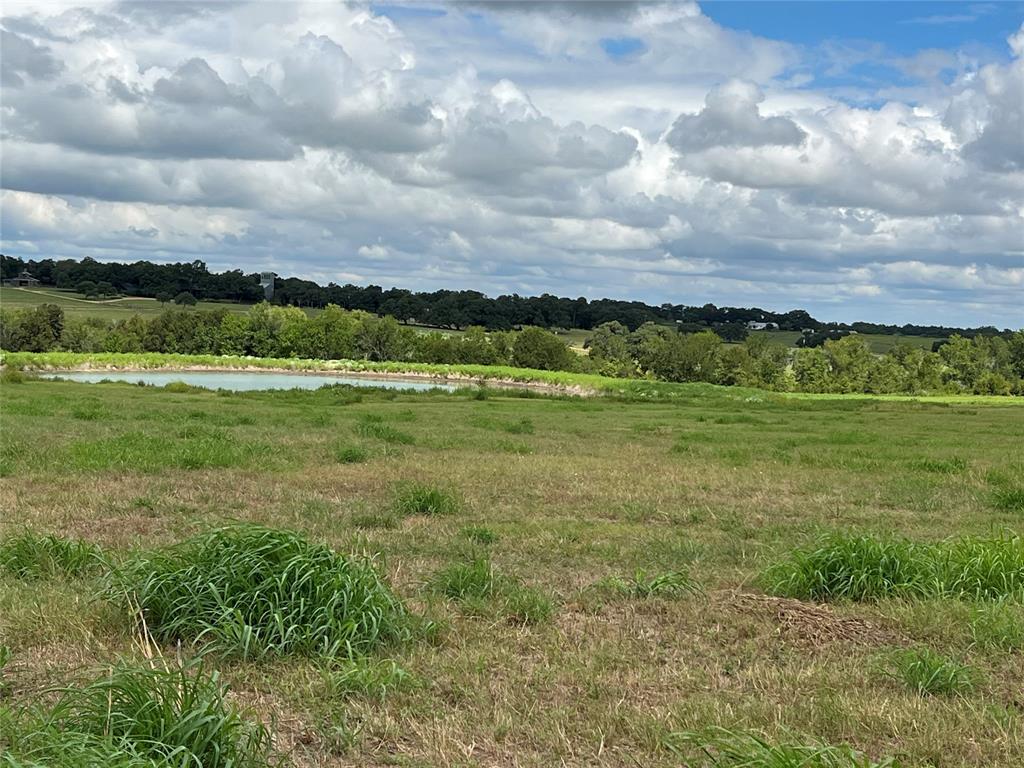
{"left": 39, "top": 370, "right": 461, "bottom": 392}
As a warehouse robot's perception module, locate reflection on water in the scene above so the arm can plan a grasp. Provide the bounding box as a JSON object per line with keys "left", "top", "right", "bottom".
{"left": 39, "top": 370, "right": 460, "bottom": 392}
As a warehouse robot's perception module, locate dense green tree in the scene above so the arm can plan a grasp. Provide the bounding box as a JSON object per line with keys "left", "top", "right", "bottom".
{"left": 174, "top": 291, "right": 197, "bottom": 306}
{"left": 511, "top": 327, "right": 577, "bottom": 371}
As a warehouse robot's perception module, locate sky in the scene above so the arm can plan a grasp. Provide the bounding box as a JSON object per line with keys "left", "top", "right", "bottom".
{"left": 1, "top": 1, "right": 1022, "bottom": 326}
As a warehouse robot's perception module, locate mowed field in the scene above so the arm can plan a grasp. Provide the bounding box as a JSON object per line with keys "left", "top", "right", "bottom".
{"left": 2, "top": 376, "right": 1023, "bottom": 766}
{"left": 0, "top": 286, "right": 255, "bottom": 321}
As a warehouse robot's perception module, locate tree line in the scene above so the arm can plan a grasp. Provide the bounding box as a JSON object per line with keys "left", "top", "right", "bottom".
{"left": 2, "top": 302, "right": 1022, "bottom": 396}
{"left": 1, "top": 254, "right": 1009, "bottom": 341}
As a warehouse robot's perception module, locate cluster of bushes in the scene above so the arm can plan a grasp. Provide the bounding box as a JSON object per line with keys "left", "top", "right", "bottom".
{"left": 587, "top": 320, "right": 1024, "bottom": 395}
{"left": 2, "top": 302, "right": 1022, "bottom": 395}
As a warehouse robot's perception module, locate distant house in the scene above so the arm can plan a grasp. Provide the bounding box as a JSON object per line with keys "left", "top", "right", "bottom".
{"left": 3, "top": 270, "right": 41, "bottom": 287}
{"left": 746, "top": 321, "right": 778, "bottom": 330}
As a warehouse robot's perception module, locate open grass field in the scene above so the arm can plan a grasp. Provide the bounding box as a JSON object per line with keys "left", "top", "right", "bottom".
{"left": 0, "top": 286, "right": 257, "bottom": 321}
{"left": 746, "top": 330, "right": 945, "bottom": 355}
{"left": 2, "top": 369, "right": 1023, "bottom": 766}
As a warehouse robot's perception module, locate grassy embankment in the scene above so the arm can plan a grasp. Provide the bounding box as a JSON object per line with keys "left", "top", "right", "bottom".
{"left": 1, "top": 364, "right": 1023, "bottom": 765}
{"left": 4, "top": 349, "right": 1022, "bottom": 405}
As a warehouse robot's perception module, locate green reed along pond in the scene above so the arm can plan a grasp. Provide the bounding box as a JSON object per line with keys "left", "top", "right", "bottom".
{"left": 38, "top": 369, "right": 462, "bottom": 392}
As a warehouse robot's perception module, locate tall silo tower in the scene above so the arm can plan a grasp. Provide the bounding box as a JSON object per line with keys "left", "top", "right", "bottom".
{"left": 259, "top": 272, "right": 275, "bottom": 300}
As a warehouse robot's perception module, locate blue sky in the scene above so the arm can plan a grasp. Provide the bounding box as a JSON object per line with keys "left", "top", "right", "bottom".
{"left": 1, "top": 1, "right": 1022, "bottom": 326}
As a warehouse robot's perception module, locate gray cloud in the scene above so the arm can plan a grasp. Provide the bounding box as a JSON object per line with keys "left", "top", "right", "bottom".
{"left": 665, "top": 80, "right": 806, "bottom": 153}
{"left": 0, "top": 28, "right": 63, "bottom": 87}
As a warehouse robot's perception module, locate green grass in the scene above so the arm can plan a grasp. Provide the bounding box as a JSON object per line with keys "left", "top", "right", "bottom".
{"left": 3, "top": 370, "right": 1024, "bottom": 766}
{"left": 0, "top": 533, "right": 104, "bottom": 580}
{"left": 460, "top": 525, "right": 499, "bottom": 545}
{"left": 107, "top": 524, "right": 411, "bottom": 659}
{"left": 763, "top": 534, "right": 1024, "bottom": 602}
{"left": 392, "top": 482, "right": 462, "bottom": 517}
{"left": 333, "top": 443, "right": 369, "bottom": 464}
{"left": 429, "top": 556, "right": 553, "bottom": 625}
{"left": 667, "top": 727, "right": 898, "bottom": 767}
{"left": 884, "top": 647, "right": 975, "bottom": 697}
{"left": 593, "top": 568, "right": 702, "bottom": 599}
{"left": 355, "top": 420, "right": 416, "bottom": 445}
{"left": 319, "top": 658, "right": 412, "bottom": 701}
{"left": 0, "top": 661, "right": 270, "bottom": 768}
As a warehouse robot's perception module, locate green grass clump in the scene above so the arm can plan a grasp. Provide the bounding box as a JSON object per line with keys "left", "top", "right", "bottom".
{"left": 108, "top": 524, "right": 410, "bottom": 659}
{"left": 320, "top": 658, "right": 411, "bottom": 701}
{"left": 502, "top": 418, "right": 534, "bottom": 434}
{"left": 885, "top": 647, "right": 975, "bottom": 696}
{"left": 392, "top": 482, "right": 462, "bottom": 517}
{"left": 460, "top": 525, "right": 499, "bottom": 545}
{"left": 967, "top": 603, "right": 1024, "bottom": 650}
{"left": 1, "top": 662, "right": 270, "bottom": 768}
{"left": 763, "top": 533, "right": 1024, "bottom": 602}
{"left": 354, "top": 421, "right": 415, "bottom": 445}
{"left": 430, "top": 557, "right": 552, "bottom": 625}
{"left": 350, "top": 512, "right": 400, "bottom": 530}
{"left": 595, "top": 569, "right": 702, "bottom": 599}
{"left": 333, "top": 444, "right": 369, "bottom": 464}
{"left": 908, "top": 457, "right": 967, "bottom": 474}
{"left": 0, "top": 533, "right": 104, "bottom": 580}
{"left": 667, "top": 727, "right": 898, "bottom": 767}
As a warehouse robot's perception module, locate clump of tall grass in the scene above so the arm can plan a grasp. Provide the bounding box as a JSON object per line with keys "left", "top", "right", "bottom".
{"left": 460, "top": 525, "right": 498, "bottom": 545}
{"left": 502, "top": 418, "right": 534, "bottom": 434}
{"left": 430, "top": 557, "right": 552, "bottom": 625}
{"left": 987, "top": 469, "right": 1024, "bottom": 512}
{"left": 763, "top": 533, "right": 1024, "bottom": 602}
{"left": 884, "top": 647, "right": 975, "bottom": 697}
{"left": 108, "top": 524, "right": 410, "bottom": 659}
{"left": 392, "top": 482, "right": 462, "bottom": 517}
{"left": 2, "top": 662, "right": 270, "bottom": 768}
{"left": 355, "top": 420, "right": 415, "bottom": 445}
{"left": 594, "top": 569, "right": 702, "bottom": 599}
{"left": 333, "top": 443, "right": 369, "bottom": 464}
{"left": 666, "top": 727, "right": 898, "bottom": 767}
{"left": 0, "top": 532, "right": 104, "bottom": 580}
{"left": 320, "top": 658, "right": 412, "bottom": 701}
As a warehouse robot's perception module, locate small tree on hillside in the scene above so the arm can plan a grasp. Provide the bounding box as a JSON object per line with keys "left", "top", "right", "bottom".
{"left": 156, "top": 291, "right": 172, "bottom": 305}
{"left": 174, "top": 291, "right": 197, "bottom": 306}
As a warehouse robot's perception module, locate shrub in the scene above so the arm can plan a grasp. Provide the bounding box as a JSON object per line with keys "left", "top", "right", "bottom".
{"left": 0, "top": 533, "right": 104, "bottom": 580}
{"left": 460, "top": 525, "right": 499, "bottom": 545}
{"left": 595, "top": 569, "right": 702, "bottom": 599}
{"left": 108, "top": 524, "right": 410, "bottom": 659}
{"left": 333, "top": 444, "right": 369, "bottom": 464}
{"left": 2, "top": 662, "right": 270, "bottom": 768}
{"left": 666, "top": 727, "right": 898, "bottom": 767}
{"left": 392, "top": 483, "right": 462, "bottom": 517}
{"left": 885, "top": 647, "right": 975, "bottom": 696}
{"left": 763, "top": 533, "right": 1024, "bottom": 602}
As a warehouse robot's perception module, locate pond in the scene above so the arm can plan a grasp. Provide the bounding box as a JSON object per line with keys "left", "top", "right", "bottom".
{"left": 38, "top": 370, "right": 462, "bottom": 392}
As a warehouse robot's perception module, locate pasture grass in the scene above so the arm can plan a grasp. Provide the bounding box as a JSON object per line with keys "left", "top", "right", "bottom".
{"left": 2, "top": 374, "right": 1024, "bottom": 766}
{"left": 0, "top": 533, "right": 104, "bottom": 580}
{"left": 107, "top": 524, "right": 411, "bottom": 659}
{"left": 0, "top": 662, "right": 270, "bottom": 768}
{"left": 391, "top": 482, "right": 462, "bottom": 517}
{"left": 593, "top": 568, "right": 702, "bottom": 599}
{"left": 763, "top": 534, "right": 1024, "bottom": 602}
{"left": 429, "top": 556, "right": 553, "bottom": 625}
{"left": 884, "top": 647, "right": 976, "bottom": 697}
{"left": 667, "top": 727, "right": 898, "bottom": 767}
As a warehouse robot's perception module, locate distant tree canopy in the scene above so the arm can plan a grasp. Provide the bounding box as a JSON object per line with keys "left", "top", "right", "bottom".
{"left": 0, "top": 254, "right": 1012, "bottom": 342}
